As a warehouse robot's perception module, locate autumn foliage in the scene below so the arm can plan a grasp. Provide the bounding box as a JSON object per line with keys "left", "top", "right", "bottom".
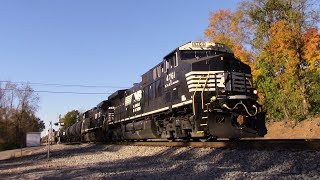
{"left": 205, "top": 9, "right": 252, "bottom": 66}
{"left": 205, "top": 0, "right": 320, "bottom": 121}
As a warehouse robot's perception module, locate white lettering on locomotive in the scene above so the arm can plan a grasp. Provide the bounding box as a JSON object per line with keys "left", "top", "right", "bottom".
{"left": 133, "top": 102, "right": 141, "bottom": 112}
{"left": 191, "top": 41, "right": 206, "bottom": 47}
{"left": 125, "top": 90, "right": 142, "bottom": 108}
{"left": 166, "top": 71, "right": 176, "bottom": 81}
{"left": 165, "top": 71, "right": 179, "bottom": 88}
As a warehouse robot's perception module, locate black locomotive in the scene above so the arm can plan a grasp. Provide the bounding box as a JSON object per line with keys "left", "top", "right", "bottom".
{"left": 61, "top": 41, "right": 267, "bottom": 142}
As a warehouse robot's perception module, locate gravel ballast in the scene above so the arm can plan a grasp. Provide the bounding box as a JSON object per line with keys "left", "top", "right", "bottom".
{"left": 0, "top": 144, "right": 319, "bottom": 179}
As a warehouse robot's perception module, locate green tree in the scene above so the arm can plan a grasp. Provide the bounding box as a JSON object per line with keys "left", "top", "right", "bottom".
{"left": 62, "top": 110, "right": 79, "bottom": 128}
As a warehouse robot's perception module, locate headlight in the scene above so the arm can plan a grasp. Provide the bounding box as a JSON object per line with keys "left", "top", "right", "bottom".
{"left": 253, "top": 90, "right": 258, "bottom": 94}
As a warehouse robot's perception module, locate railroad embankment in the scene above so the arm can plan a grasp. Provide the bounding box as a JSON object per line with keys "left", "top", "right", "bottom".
{"left": 265, "top": 117, "right": 320, "bottom": 139}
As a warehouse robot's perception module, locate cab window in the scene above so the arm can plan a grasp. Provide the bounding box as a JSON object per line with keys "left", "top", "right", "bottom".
{"left": 153, "top": 64, "right": 162, "bottom": 80}
{"left": 164, "top": 53, "right": 178, "bottom": 72}
{"left": 180, "top": 50, "right": 217, "bottom": 60}
{"left": 173, "top": 53, "right": 178, "bottom": 67}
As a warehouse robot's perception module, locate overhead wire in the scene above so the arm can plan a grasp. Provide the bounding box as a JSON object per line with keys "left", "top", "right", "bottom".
{"left": 0, "top": 80, "right": 129, "bottom": 94}
{"left": 0, "top": 88, "right": 112, "bottom": 95}
{"left": 0, "top": 80, "right": 128, "bottom": 89}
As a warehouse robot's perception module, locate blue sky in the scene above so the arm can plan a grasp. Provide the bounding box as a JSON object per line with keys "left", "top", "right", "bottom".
{"left": 0, "top": 0, "right": 240, "bottom": 134}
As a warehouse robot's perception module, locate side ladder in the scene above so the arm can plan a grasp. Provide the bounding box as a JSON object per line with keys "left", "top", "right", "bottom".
{"left": 192, "top": 72, "right": 210, "bottom": 134}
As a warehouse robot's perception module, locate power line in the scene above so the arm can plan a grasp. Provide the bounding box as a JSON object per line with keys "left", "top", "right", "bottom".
{"left": 0, "top": 88, "right": 112, "bottom": 95}
{"left": 0, "top": 80, "right": 128, "bottom": 89}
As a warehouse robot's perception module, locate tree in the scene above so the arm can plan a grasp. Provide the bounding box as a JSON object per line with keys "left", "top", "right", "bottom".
{"left": 0, "top": 82, "right": 43, "bottom": 150}
{"left": 61, "top": 110, "right": 79, "bottom": 128}
{"left": 238, "top": 0, "right": 319, "bottom": 50}
{"left": 205, "top": 9, "right": 253, "bottom": 66}
{"left": 247, "top": 0, "right": 320, "bottom": 120}
{"left": 302, "top": 28, "right": 320, "bottom": 114}
{"left": 204, "top": 0, "right": 320, "bottom": 121}
{"left": 258, "top": 20, "right": 309, "bottom": 120}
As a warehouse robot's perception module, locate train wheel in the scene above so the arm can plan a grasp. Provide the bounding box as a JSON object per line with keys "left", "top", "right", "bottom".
{"left": 167, "top": 131, "right": 176, "bottom": 142}
{"left": 182, "top": 130, "right": 191, "bottom": 142}
{"left": 206, "top": 136, "right": 218, "bottom": 142}
{"left": 192, "top": 138, "right": 200, "bottom": 142}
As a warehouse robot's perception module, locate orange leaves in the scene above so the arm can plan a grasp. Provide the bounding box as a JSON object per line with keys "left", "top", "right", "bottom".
{"left": 302, "top": 28, "right": 320, "bottom": 72}
{"left": 205, "top": 9, "right": 233, "bottom": 38}
{"left": 268, "top": 21, "right": 296, "bottom": 53}
{"left": 266, "top": 21, "right": 300, "bottom": 76}
{"left": 205, "top": 9, "right": 244, "bottom": 45}
{"left": 233, "top": 44, "right": 252, "bottom": 65}
{"left": 205, "top": 9, "right": 252, "bottom": 67}
{"left": 206, "top": 0, "right": 320, "bottom": 120}
{"left": 267, "top": 20, "right": 320, "bottom": 76}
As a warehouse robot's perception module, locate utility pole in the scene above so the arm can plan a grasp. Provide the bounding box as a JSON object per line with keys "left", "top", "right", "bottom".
{"left": 58, "top": 115, "right": 61, "bottom": 144}
{"left": 19, "top": 118, "right": 22, "bottom": 157}
{"left": 47, "top": 121, "right": 52, "bottom": 161}
{"left": 54, "top": 114, "right": 64, "bottom": 144}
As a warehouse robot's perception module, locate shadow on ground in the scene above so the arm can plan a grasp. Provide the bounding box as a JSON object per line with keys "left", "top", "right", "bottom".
{"left": 0, "top": 144, "right": 121, "bottom": 170}
{"left": 0, "top": 144, "right": 319, "bottom": 179}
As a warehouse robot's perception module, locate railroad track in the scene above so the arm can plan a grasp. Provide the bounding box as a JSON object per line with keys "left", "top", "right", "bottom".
{"left": 112, "top": 139, "right": 320, "bottom": 150}
{"left": 2, "top": 139, "right": 318, "bottom": 160}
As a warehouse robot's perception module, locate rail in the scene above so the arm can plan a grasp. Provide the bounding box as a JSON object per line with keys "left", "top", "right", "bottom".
{"left": 113, "top": 139, "right": 320, "bottom": 150}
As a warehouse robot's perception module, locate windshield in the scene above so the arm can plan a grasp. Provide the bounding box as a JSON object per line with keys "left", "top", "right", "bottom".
{"left": 180, "top": 50, "right": 221, "bottom": 60}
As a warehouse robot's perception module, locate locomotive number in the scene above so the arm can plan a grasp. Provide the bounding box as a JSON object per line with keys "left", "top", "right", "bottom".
{"left": 166, "top": 72, "right": 176, "bottom": 81}
{"left": 192, "top": 42, "right": 206, "bottom": 47}
{"left": 216, "top": 116, "right": 225, "bottom": 123}
{"left": 165, "top": 71, "right": 179, "bottom": 88}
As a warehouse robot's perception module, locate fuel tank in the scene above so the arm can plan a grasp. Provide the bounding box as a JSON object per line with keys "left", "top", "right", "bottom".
{"left": 123, "top": 119, "right": 160, "bottom": 140}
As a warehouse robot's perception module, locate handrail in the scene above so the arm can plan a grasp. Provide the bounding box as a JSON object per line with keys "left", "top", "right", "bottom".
{"left": 201, "top": 72, "right": 210, "bottom": 109}
{"left": 230, "top": 72, "right": 233, "bottom": 95}
{"left": 243, "top": 73, "right": 247, "bottom": 96}
{"left": 215, "top": 73, "right": 218, "bottom": 97}
{"left": 192, "top": 75, "right": 203, "bottom": 115}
